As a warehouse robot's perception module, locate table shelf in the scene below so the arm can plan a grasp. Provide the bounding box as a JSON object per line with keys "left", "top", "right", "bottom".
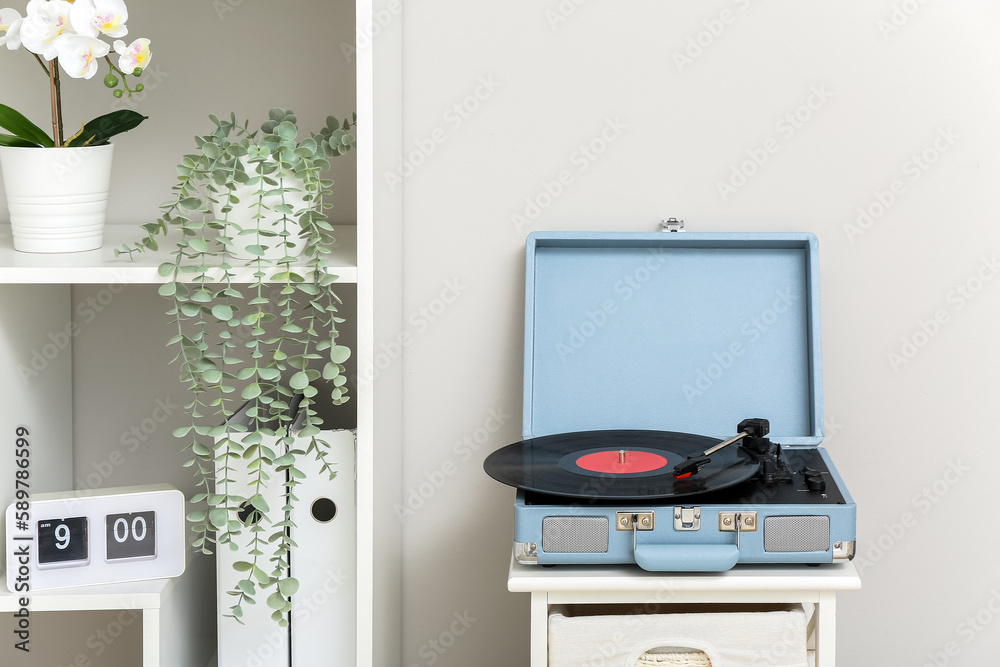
{"left": 508, "top": 559, "right": 862, "bottom": 595}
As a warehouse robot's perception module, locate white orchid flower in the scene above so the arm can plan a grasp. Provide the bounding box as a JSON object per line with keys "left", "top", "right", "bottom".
{"left": 70, "top": 0, "right": 127, "bottom": 39}
{"left": 20, "top": 0, "right": 74, "bottom": 60}
{"left": 113, "top": 37, "right": 150, "bottom": 72}
{"left": 54, "top": 33, "right": 110, "bottom": 79}
{"left": 0, "top": 8, "right": 23, "bottom": 50}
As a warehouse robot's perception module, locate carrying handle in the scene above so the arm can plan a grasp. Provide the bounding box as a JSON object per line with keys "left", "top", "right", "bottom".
{"left": 628, "top": 510, "right": 742, "bottom": 571}
{"left": 633, "top": 543, "right": 740, "bottom": 572}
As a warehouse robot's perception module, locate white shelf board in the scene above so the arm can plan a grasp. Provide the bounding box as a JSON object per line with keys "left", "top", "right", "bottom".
{"left": 0, "top": 224, "right": 357, "bottom": 285}
{"left": 508, "top": 557, "right": 861, "bottom": 594}
{"left": 0, "top": 577, "right": 172, "bottom": 612}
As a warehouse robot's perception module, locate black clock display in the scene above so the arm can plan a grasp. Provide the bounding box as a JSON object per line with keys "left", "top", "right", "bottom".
{"left": 38, "top": 517, "right": 89, "bottom": 566}
{"left": 105, "top": 511, "right": 156, "bottom": 561}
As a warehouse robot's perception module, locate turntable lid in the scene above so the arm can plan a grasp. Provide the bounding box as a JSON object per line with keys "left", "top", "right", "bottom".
{"left": 523, "top": 232, "right": 823, "bottom": 445}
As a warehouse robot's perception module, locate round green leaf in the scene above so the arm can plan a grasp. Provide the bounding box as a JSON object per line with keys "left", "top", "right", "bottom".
{"left": 242, "top": 383, "right": 262, "bottom": 400}
{"left": 212, "top": 304, "right": 234, "bottom": 321}
{"left": 289, "top": 371, "right": 309, "bottom": 390}
{"left": 275, "top": 121, "right": 298, "bottom": 141}
{"left": 277, "top": 577, "right": 300, "bottom": 597}
{"left": 190, "top": 289, "right": 212, "bottom": 303}
{"left": 249, "top": 494, "right": 270, "bottom": 513}
{"left": 297, "top": 425, "right": 320, "bottom": 438}
{"left": 258, "top": 367, "right": 280, "bottom": 381}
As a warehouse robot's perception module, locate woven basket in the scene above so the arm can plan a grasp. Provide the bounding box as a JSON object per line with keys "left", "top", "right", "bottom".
{"left": 636, "top": 652, "right": 712, "bottom": 667}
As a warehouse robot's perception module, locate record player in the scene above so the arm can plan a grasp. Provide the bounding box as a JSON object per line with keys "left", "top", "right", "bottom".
{"left": 484, "top": 231, "right": 856, "bottom": 571}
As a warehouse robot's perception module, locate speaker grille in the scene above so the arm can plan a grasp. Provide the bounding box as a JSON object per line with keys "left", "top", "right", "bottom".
{"left": 542, "top": 516, "right": 609, "bottom": 553}
{"left": 764, "top": 515, "right": 830, "bottom": 552}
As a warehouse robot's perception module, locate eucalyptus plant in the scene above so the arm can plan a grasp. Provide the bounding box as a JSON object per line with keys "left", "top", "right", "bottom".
{"left": 116, "top": 108, "right": 356, "bottom": 626}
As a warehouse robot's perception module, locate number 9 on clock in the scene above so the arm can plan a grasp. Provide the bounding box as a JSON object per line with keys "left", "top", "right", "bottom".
{"left": 38, "top": 517, "right": 90, "bottom": 567}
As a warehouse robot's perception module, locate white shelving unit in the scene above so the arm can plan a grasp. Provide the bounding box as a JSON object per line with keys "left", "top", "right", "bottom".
{"left": 0, "top": 0, "right": 389, "bottom": 661}
{"left": 0, "top": 214, "right": 372, "bottom": 665}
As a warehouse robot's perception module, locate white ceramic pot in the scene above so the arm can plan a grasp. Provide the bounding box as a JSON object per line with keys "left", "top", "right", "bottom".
{"left": 214, "top": 159, "right": 309, "bottom": 262}
{"left": 0, "top": 144, "right": 114, "bottom": 253}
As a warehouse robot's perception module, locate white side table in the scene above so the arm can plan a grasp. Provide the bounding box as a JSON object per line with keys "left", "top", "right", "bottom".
{"left": 0, "top": 549, "right": 215, "bottom": 666}
{"left": 508, "top": 557, "right": 860, "bottom": 667}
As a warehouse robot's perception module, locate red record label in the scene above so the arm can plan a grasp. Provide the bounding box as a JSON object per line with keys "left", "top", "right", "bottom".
{"left": 575, "top": 450, "right": 668, "bottom": 475}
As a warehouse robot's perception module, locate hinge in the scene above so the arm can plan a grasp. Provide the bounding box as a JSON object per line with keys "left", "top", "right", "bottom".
{"left": 661, "top": 218, "right": 685, "bottom": 232}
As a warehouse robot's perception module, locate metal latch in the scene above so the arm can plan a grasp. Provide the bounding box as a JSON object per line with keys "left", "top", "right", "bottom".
{"left": 719, "top": 512, "right": 755, "bottom": 550}
{"left": 616, "top": 511, "right": 654, "bottom": 531}
{"left": 673, "top": 506, "right": 701, "bottom": 531}
{"left": 719, "top": 512, "right": 756, "bottom": 532}
{"left": 618, "top": 512, "right": 654, "bottom": 551}
{"left": 661, "top": 218, "right": 685, "bottom": 232}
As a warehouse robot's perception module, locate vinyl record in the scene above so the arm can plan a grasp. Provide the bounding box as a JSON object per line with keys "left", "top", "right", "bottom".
{"left": 483, "top": 429, "right": 760, "bottom": 500}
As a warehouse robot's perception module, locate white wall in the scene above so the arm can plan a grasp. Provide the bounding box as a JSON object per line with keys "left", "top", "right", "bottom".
{"left": 6, "top": 1, "right": 1000, "bottom": 665}
{"left": 400, "top": 2, "right": 1000, "bottom": 665}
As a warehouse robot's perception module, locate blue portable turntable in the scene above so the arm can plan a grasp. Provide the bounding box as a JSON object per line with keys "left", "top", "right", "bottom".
{"left": 484, "top": 231, "right": 857, "bottom": 571}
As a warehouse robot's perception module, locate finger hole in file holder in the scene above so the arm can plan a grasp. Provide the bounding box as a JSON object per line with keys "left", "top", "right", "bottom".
{"left": 310, "top": 497, "right": 338, "bottom": 523}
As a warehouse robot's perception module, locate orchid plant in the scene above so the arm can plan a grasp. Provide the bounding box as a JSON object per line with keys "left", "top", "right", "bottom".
{"left": 0, "top": 0, "right": 150, "bottom": 148}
